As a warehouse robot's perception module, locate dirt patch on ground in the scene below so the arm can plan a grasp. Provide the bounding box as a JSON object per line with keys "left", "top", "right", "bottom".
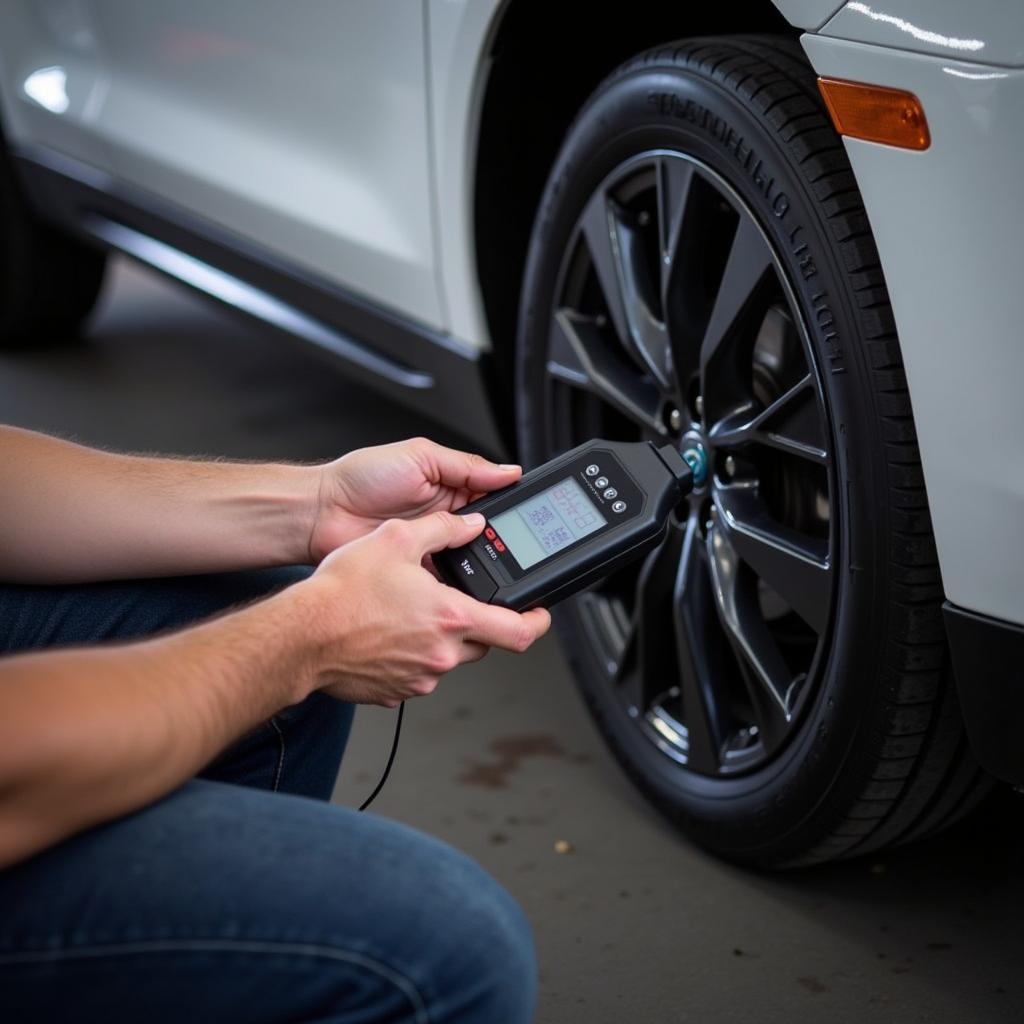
{"left": 457, "top": 734, "right": 566, "bottom": 789}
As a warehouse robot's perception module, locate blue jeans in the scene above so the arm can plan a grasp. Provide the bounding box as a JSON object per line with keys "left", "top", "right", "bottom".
{"left": 0, "top": 569, "right": 536, "bottom": 1023}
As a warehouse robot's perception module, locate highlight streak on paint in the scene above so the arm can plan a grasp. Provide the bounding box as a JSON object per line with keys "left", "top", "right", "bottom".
{"left": 846, "top": 3, "right": 984, "bottom": 53}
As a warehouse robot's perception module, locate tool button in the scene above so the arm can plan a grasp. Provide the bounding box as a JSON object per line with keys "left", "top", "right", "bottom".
{"left": 595, "top": 476, "right": 609, "bottom": 489}
{"left": 454, "top": 550, "right": 498, "bottom": 602}
{"left": 585, "top": 464, "right": 600, "bottom": 476}
{"left": 603, "top": 487, "right": 617, "bottom": 500}
{"left": 612, "top": 500, "right": 627, "bottom": 514}
{"left": 484, "top": 526, "right": 496, "bottom": 540}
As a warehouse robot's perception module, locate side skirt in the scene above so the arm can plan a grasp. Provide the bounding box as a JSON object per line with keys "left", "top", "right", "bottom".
{"left": 13, "top": 144, "right": 510, "bottom": 457}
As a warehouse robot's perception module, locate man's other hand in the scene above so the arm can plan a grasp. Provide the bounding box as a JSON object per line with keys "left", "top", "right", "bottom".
{"left": 308, "top": 438, "right": 521, "bottom": 562}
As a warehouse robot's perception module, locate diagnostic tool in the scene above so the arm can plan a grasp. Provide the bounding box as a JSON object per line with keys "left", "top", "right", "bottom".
{"left": 435, "top": 439, "right": 695, "bottom": 611}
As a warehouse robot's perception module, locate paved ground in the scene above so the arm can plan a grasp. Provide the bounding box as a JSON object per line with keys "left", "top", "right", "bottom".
{"left": 4, "top": 258, "right": 1023, "bottom": 1023}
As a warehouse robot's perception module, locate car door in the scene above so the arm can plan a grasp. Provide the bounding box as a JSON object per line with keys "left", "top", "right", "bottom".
{"left": 0, "top": 1, "right": 118, "bottom": 174}
{"left": 86, "top": 0, "right": 444, "bottom": 327}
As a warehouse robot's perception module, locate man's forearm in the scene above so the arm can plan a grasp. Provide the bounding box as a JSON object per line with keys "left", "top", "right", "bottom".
{"left": 0, "top": 426, "right": 319, "bottom": 583}
{"left": 0, "top": 582, "right": 319, "bottom": 868}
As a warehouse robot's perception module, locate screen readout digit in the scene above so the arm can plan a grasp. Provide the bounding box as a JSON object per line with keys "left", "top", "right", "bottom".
{"left": 490, "top": 476, "right": 607, "bottom": 570}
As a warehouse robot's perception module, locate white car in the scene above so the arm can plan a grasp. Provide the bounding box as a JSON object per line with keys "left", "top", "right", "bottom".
{"left": 2, "top": 1, "right": 1021, "bottom": 867}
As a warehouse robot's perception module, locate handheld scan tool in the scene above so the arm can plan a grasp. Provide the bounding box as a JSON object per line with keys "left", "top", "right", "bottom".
{"left": 435, "top": 439, "right": 696, "bottom": 611}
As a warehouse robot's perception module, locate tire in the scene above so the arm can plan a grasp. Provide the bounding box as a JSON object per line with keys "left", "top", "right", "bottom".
{"left": 515, "top": 35, "right": 992, "bottom": 867}
{"left": 0, "top": 142, "right": 106, "bottom": 348}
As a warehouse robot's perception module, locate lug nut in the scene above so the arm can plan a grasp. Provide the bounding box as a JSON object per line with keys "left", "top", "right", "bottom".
{"left": 695, "top": 395, "right": 705, "bottom": 419}
{"left": 724, "top": 455, "right": 737, "bottom": 477}
{"left": 668, "top": 407, "right": 683, "bottom": 432}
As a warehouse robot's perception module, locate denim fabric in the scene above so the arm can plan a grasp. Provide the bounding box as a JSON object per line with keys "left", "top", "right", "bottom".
{"left": 0, "top": 569, "right": 536, "bottom": 1023}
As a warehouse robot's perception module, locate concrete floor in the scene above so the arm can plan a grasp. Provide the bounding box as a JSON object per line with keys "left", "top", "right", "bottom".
{"left": 4, "top": 259, "right": 1023, "bottom": 1023}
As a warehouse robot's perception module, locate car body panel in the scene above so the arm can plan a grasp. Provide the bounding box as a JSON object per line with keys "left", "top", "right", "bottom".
{"left": 801, "top": 32, "right": 1024, "bottom": 627}
{"left": 0, "top": 2, "right": 116, "bottom": 172}
{"left": 821, "top": 1, "right": 1024, "bottom": 68}
{"left": 3, "top": 0, "right": 444, "bottom": 329}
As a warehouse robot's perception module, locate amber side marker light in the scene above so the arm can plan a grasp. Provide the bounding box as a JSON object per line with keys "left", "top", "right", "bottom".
{"left": 818, "top": 77, "right": 930, "bottom": 151}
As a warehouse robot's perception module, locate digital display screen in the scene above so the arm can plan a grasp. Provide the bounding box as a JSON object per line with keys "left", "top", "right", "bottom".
{"left": 490, "top": 476, "right": 606, "bottom": 571}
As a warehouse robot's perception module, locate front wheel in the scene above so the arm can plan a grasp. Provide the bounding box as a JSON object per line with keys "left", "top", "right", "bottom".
{"left": 516, "top": 36, "right": 990, "bottom": 867}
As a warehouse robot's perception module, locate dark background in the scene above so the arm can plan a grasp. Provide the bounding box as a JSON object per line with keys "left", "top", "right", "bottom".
{"left": 4, "top": 258, "right": 1022, "bottom": 1023}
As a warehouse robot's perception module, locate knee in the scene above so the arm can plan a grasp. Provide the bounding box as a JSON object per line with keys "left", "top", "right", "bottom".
{"left": 270, "top": 806, "right": 538, "bottom": 1022}
{"left": 471, "top": 882, "right": 538, "bottom": 1023}
{"left": 423, "top": 850, "right": 538, "bottom": 1023}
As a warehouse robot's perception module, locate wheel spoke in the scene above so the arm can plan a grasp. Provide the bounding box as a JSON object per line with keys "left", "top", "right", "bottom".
{"left": 699, "top": 216, "right": 776, "bottom": 400}
{"left": 577, "top": 590, "right": 632, "bottom": 683}
{"left": 672, "top": 515, "right": 725, "bottom": 773}
{"left": 549, "top": 309, "right": 666, "bottom": 434}
{"left": 733, "top": 651, "right": 793, "bottom": 752}
{"left": 713, "top": 487, "right": 831, "bottom": 634}
{"left": 579, "top": 189, "right": 631, "bottom": 349}
{"left": 656, "top": 156, "right": 698, "bottom": 298}
{"left": 635, "top": 526, "right": 683, "bottom": 686}
{"left": 615, "top": 527, "right": 681, "bottom": 713}
{"left": 707, "top": 523, "right": 795, "bottom": 743}
{"left": 657, "top": 156, "right": 710, "bottom": 389}
{"left": 580, "top": 188, "right": 673, "bottom": 390}
{"left": 710, "top": 374, "right": 828, "bottom": 464}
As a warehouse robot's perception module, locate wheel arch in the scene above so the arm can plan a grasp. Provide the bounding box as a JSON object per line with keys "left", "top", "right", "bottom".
{"left": 472, "top": 0, "right": 800, "bottom": 442}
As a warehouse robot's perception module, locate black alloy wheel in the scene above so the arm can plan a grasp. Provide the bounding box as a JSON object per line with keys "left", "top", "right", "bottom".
{"left": 548, "top": 148, "right": 833, "bottom": 779}
{"left": 516, "top": 37, "right": 991, "bottom": 866}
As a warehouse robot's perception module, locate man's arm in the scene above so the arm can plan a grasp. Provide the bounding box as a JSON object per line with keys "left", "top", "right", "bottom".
{"left": 0, "top": 427, "right": 522, "bottom": 584}
{"left": 0, "top": 511, "right": 550, "bottom": 869}
{"left": 0, "top": 425, "right": 317, "bottom": 583}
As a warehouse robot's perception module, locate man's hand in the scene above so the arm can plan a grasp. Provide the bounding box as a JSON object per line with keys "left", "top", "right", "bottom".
{"left": 308, "top": 438, "right": 521, "bottom": 562}
{"left": 300, "top": 510, "right": 550, "bottom": 706}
